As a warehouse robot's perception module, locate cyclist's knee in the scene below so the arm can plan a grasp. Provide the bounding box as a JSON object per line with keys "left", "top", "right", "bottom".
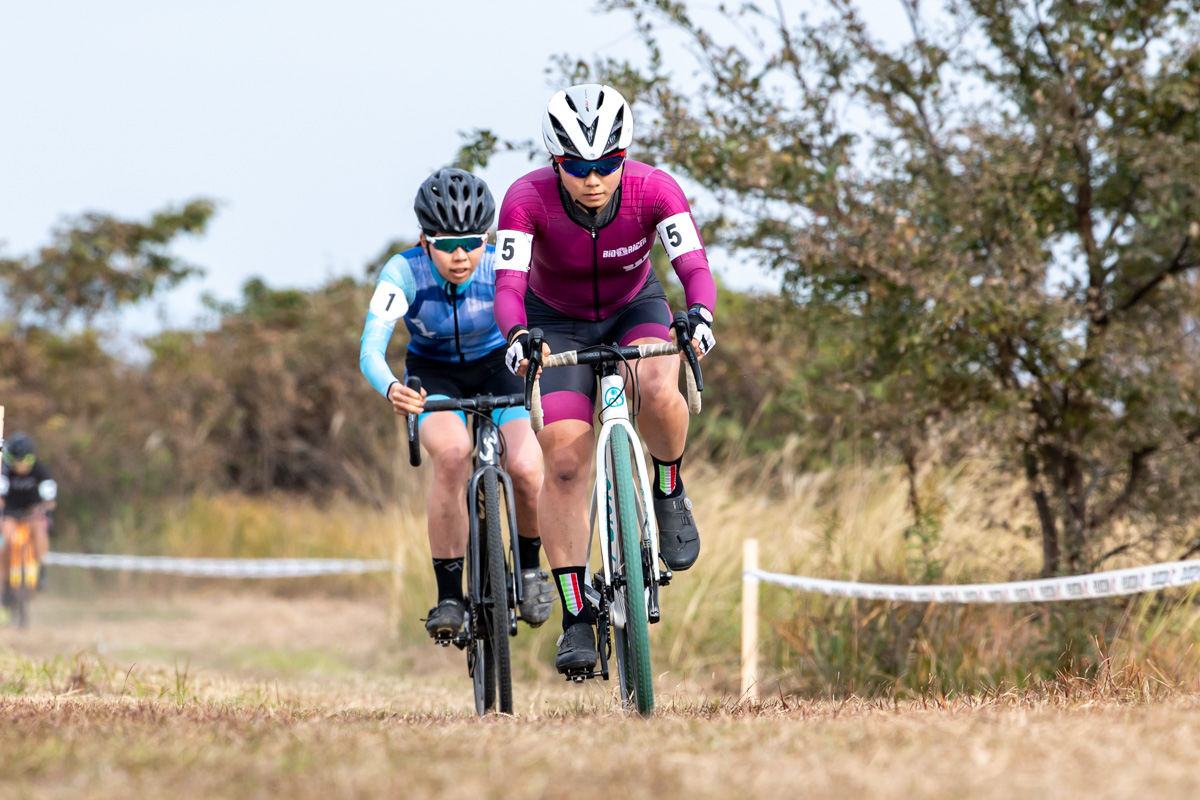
{"left": 545, "top": 457, "right": 588, "bottom": 488}
{"left": 427, "top": 434, "right": 471, "bottom": 476}
{"left": 431, "top": 448, "right": 472, "bottom": 482}
{"left": 508, "top": 456, "right": 543, "bottom": 497}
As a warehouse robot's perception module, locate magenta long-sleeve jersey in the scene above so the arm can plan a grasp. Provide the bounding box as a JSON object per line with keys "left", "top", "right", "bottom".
{"left": 493, "top": 160, "right": 717, "bottom": 336}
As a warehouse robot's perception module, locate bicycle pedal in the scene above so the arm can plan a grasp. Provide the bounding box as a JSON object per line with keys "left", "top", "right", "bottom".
{"left": 432, "top": 632, "right": 455, "bottom": 647}
{"left": 563, "top": 668, "right": 596, "bottom": 684}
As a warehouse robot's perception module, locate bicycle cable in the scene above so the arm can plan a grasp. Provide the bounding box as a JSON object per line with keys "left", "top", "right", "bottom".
{"left": 577, "top": 344, "right": 637, "bottom": 417}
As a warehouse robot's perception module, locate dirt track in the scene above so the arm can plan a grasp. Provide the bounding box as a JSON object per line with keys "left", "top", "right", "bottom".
{"left": 2, "top": 590, "right": 1199, "bottom": 799}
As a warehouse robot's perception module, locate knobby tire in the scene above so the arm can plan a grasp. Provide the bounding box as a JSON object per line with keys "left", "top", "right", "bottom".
{"left": 609, "top": 427, "right": 654, "bottom": 716}
{"left": 467, "top": 495, "right": 491, "bottom": 715}
{"left": 483, "top": 470, "right": 513, "bottom": 714}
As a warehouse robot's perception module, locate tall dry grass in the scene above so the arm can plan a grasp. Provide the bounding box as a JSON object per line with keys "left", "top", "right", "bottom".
{"left": 83, "top": 454, "right": 1200, "bottom": 697}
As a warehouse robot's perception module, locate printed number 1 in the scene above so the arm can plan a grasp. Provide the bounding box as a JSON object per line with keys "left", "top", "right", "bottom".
{"left": 384, "top": 293, "right": 395, "bottom": 311}
{"left": 502, "top": 238, "right": 515, "bottom": 260}
{"left": 665, "top": 223, "right": 682, "bottom": 248}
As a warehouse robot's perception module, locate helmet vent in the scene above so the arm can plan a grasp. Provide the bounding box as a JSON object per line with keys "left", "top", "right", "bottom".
{"left": 551, "top": 116, "right": 582, "bottom": 156}
{"left": 577, "top": 116, "right": 599, "bottom": 146}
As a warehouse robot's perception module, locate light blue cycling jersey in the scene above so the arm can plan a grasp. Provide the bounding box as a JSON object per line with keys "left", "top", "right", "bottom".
{"left": 359, "top": 244, "right": 508, "bottom": 397}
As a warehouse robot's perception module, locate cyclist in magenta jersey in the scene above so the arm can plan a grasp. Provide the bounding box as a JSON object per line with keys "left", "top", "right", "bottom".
{"left": 359, "top": 169, "right": 554, "bottom": 640}
{"left": 494, "top": 84, "right": 717, "bottom": 673}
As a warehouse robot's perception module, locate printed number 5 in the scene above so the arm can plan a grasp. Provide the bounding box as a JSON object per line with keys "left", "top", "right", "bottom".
{"left": 665, "top": 223, "right": 682, "bottom": 248}
{"left": 502, "top": 238, "right": 515, "bottom": 260}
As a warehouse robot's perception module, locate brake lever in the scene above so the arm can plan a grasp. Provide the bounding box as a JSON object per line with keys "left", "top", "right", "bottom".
{"left": 672, "top": 311, "right": 704, "bottom": 392}
{"left": 406, "top": 376, "right": 423, "bottom": 467}
{"left": 523, "top": 328, "right": 545, "bottom": 409}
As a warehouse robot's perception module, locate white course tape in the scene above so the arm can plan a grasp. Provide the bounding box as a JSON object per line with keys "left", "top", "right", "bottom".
{"left": 744, "top": 559, "right": 1200, "bottom": 603}
{"left": 43, "top": 552, "right": 398, "bottom": 579}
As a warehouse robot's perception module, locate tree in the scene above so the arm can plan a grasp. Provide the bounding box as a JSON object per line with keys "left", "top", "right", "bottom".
{"left": 0, "top": 199, "right": 216, "bottom": 327}
{"left": 468, "top": 0, "right": 1200, "bottom": 576}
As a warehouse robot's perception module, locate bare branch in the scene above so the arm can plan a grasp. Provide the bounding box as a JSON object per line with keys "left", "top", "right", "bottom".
{"left": 1116, "top": 234, "right": 1198, "bottom": 314}
{"left": 1092, "top": 445, "right": 1158, "bottom": 528}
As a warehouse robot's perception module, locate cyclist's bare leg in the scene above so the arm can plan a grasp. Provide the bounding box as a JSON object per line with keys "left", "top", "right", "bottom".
{"left": 622, "top": 337, "right": 688, "bottom": 462}
{"left": 32, "top": 512, "right": 50, "bottom": 561}
{"left": 1, "top": 516, "right": 13, "bottom": 601}
{"left": 535, "top": 418, "right": 593, "bottom": 568}
{"left": 0, "top": 513, "right": 13, "bottom": 562}
{"left": 421, "top": 412, "right": 473, "bottom": 558}
{"left": 623, "top": 336, "right": 702, "bottom": 570}
{"left": 498, "top": 418, "right": 543, "bottom": 541}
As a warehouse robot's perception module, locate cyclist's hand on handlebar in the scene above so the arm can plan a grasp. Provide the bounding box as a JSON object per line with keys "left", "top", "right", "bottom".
{"left": 388, "top": 381, "right": 426, "bottom": 416}
{"left": 505, "top": 330, "right": 551, "bottom": 377}
{"left": 674, "top": 304, "right": 715, "bottom": 361}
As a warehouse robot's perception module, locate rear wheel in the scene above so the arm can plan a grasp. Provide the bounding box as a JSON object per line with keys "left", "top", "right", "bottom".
{"left": 609, "top": 427, "right": 654, "bottom": 716}
{"left": 483, "top": 470, "right": 514, "bottom": 714}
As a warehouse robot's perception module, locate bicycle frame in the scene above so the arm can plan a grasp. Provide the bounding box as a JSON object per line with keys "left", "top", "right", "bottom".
{"left": 524, "top": 314, "right": 703, "bottom": 708}
{"left": 404, "top": 383, "right": 527, "bottom": 714}
{"left": 590, "top": 367, "right": 662, "bottom": 627}
{"left": 463, "top": 413, "right": 524, "bottom": 632}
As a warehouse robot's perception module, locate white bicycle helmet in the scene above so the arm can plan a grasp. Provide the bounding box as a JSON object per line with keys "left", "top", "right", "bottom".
{"left": 542, "top": 83, "right": 633, "bottom": 160}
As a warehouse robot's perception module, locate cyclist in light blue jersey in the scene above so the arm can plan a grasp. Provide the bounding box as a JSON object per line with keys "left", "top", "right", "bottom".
{"left": 359, "top": 169, "right": 553, "bottom": 638}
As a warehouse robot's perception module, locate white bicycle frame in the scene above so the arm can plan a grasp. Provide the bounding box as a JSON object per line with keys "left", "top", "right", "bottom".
{"left": 589, "top": 373, "right": 660, "bottom": 630}
{"left": 528, "top": 341, "right": 701, "bottom": 632}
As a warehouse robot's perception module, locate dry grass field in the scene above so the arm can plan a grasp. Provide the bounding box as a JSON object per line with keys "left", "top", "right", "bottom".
{"left": 5, "top": 460, "right": 1200, "bottom": 797}
{"left": 2, "top": 590, "right": 1199, "bottom": 800}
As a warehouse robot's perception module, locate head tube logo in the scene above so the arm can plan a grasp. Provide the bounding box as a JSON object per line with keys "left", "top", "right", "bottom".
{"left": 602, "top": 386, "right": 625, "bottom": 408}
{"left": 480, "top": 430, "right": 497, "bottom": 462}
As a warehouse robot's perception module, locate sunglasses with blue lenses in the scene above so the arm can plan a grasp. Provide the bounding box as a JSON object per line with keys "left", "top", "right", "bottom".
{"left": 426, "top": 234, "right": 487, "bottom": 253}
{"left": 555, "top": 150, "right": 627, "bottom": 179}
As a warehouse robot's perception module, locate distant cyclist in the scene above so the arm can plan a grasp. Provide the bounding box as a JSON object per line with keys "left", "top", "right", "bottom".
{"left": 1, "top": 432, "right": 56, "bottom": 595}
{"left": 360, "top": 168, "right": 554, "bottom": 639}
{"left": 494, "top": 84, "right": 717, "bottom": 674}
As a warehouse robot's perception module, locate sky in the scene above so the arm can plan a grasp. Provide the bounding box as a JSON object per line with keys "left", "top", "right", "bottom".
{"left": 1, "top": 0, "right": 913, "bottom": 333}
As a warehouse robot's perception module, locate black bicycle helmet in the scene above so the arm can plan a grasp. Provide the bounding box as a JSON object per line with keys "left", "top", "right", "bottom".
{"left": 413, "top": 169, "right": 496, "bottom": 235}
{"left": 6, "top": 432, "right": 34, "bottom": 459}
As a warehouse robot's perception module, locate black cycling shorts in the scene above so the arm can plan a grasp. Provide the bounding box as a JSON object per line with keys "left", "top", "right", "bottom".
{"left": 404, "top": 345, "right": 529, "bottom": 426}
{"left": 526, "top": 272, "right": 673, "bottom": 426}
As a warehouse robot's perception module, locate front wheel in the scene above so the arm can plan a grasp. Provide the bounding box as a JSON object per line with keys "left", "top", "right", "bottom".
{"left": 609, "top": 426, "right": 654, "bottom": 716}
{"left": 482, "top": 470, "right": 513, "bottom": 714}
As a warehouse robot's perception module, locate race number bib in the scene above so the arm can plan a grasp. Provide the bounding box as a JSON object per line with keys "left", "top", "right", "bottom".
{"left": 656, "top": 213, "right": 703, "bottom": 260}
{"left": 368, "top": 281, "right": 409, "bottom": 322}
{"left": 494, "top": 230, "right": 534, "bottom": 272}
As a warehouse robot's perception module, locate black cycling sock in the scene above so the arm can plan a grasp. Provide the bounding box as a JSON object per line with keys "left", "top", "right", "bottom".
{"left": 432, "top": 557, "right": 464, "bottom": 604}
{"left": 651, "top": 453, "right": 684, "bottom": 499}
{"left": 517, "top": 536, "right": 542, "bottom": 572}
{"left": 552, "top": 566, "right": 596, "bottom": 631}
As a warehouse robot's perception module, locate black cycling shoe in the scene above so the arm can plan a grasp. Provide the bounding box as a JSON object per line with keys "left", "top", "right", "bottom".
{"left": 518, "top": 569, "right": 555, "bottom": 628}
{"left": 555, "top": 622, "right": 599, "bottom": 674}
{"left": 655, "top": 491, "right": 700, "bottom": 571}
{"left": 423, "top": 598, "right": 465, "bottom": 638}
